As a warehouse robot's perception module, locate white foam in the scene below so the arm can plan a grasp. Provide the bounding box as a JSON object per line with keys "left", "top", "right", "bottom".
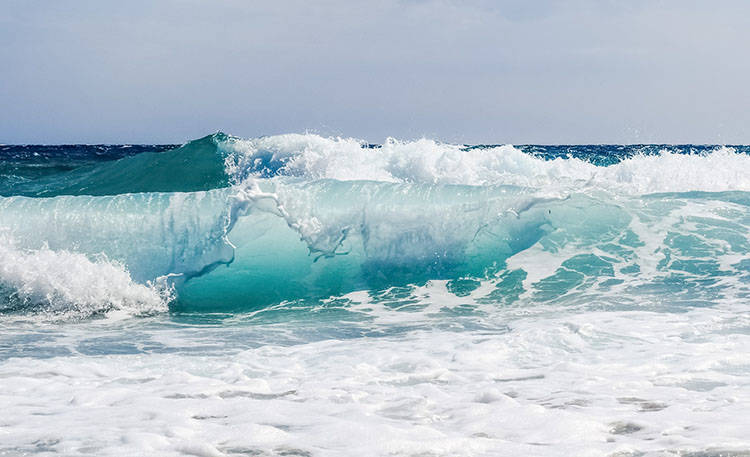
{"left": 220, "top": 134, "right": 750, "bottom": 193}
{"left": 2, "top": 298, "right": 750, "bottom": 456}
{"left": 595, "top": 146, "right": 750, "bottom": 194}
{"left": 0, "top": 234, "right": 171, "bottom": 318}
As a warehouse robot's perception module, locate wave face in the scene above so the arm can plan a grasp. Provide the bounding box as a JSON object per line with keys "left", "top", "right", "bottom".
{"left": 2, "top": 133, "right": 750, "bottom": 316}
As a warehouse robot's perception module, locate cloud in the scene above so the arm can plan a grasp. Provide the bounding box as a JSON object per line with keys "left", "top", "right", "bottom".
{"left": 1, "top": 0, "right": 748, "bottom": 143}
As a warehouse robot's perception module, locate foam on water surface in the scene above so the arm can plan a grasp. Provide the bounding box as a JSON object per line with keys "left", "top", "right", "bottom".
{"left": 2, "top": 292, "right": 750, "bottom": 456}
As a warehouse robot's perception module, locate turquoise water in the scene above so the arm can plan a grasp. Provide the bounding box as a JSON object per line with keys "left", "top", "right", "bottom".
{"left": 1, "top": 134, "right": 750, "bottom": 456}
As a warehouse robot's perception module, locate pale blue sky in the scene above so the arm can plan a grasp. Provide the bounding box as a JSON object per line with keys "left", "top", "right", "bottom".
{"left": 1, "top": 0, "right": 749, "bottom": 144}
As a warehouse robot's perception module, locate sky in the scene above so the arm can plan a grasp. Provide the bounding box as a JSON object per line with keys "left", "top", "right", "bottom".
{"left": 1, "top": 0, "right": 749, "bottom": 144}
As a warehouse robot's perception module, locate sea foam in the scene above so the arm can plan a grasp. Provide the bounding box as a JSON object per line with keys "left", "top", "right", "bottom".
{"left": 220, "top": 134, "right": 750, "bottom": 193}
{"left": 0, "top": 233, "right": 170, "bottom": 318}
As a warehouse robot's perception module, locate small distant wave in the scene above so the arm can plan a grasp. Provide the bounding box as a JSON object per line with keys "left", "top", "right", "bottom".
{"left": 0, "top": 135, "right": 228, "bottom": 197}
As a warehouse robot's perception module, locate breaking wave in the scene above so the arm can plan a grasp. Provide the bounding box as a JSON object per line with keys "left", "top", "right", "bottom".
{"left": 2, "top": 133, "right": 750, "bottom": 316}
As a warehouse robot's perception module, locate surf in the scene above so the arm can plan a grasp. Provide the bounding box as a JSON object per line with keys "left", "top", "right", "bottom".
{"left": 2, "top": 133, "right": 750, "bottom": 317}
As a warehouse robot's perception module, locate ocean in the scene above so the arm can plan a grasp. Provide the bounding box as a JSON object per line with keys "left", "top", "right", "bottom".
{"left": 1, "top": 134, "right": 749, "bottom": 456}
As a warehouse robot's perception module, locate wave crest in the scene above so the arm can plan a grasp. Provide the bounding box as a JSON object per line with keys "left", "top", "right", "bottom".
{"left": 219, "top": 134, "right": 750, "bottom": 193}
{"left": 5, "top": 132, "right": 750, "bottom": 197}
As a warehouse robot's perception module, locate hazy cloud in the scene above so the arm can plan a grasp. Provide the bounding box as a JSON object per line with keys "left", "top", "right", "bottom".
{"left": 1, "top": 0, "right": 748, "bottom": 143}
